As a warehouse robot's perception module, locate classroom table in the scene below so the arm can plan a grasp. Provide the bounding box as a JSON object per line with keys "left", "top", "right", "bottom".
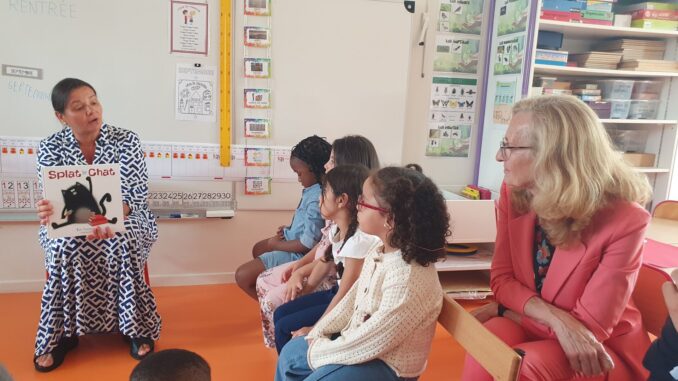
{"left": 647, "top": 217, "right": 678, "bottom": 246}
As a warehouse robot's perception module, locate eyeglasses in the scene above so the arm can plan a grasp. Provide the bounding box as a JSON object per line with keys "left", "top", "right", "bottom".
{"left": 498, "top": 138, "right": 532, "bottom": 159}
{"left": 357, "top": 195, "right": 389, "bottom": 213}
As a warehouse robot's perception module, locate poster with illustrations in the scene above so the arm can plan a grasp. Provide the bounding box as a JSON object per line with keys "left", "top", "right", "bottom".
{"left": 176, "top": 64, "right": 216, "bottom": 122}
{"left": 493, "top": 80, "right": 517, "bottom": 125}
{"left": 244, "top": 58, "right": 271, "bottom": 78}
{"left": 426, "top": 77, "right": 478, "bottom": 157}
{"left": 244, "top": 27, "right": 271, "bottom": 47}
{"left": 170, "top": 1, "right": 209, "bottom": 54}
{"left": 244, "top": 148, "right": 271, "bottom": 167}
{"left": 433, "top": 36, "right": 480, "bottom": 74}
{"left": 438, "top": 0, "right": 484, "bottom": 35}
{"left": 245, "top": 177, "right": 272, "bottom": 195}
{"left": 244, "top": 118, "right": 271, "bottom": 138}
{"left": 245, "top": 0, "right": 271, "bottom": 16}
{"left": 497, "top": 0, "right": 528, "bottom": 36}
{"left": 430, "top": 77, "right": 478, "bottom": 115}
{"left": 494, "top": 35, "right": 525, "bottom": 75}
{"left": 244, "top": 88, "right": 271, "bottom": 108}
{"left": 426, "top": 124, "right": 471, "bottom": 157}
{"left": 42, "top": 164, "right": 125, "bottom": 238}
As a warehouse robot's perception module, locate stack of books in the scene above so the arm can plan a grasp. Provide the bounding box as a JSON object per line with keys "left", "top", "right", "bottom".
{"left": 615, "top": 2, "right": 678, "bottom": 31}
{"left": 569, "top": 51, "right": 623, "bottom": 69}
{"left": 572, "top": 82, "right": 603, "bottom": 101}
{"left": 536, "top": 49, "right": 570, "bottom": 66}
{"left": 540, "top": 0, "right": 617, "bottom": 24}
{"left": 533, "top": 76, "right": 573, "bottom": 95}
{"left": 593, "top": 38, "right": 666, "bottom": 60}
{"left": 619, "top": 59, "right": 678, "bottom": 72}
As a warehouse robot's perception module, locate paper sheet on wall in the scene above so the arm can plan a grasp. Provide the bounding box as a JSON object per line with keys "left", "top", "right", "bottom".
{"left": 493, "top": 80, "right": 517, "bottom": 125}
{"left": 0, "top": 136, "right": 42, "bottom": 210}
{"left": 175, "top": 64, "right": 217, "bottom": 122}
{"left": 494, "top": 34, "right": 525, "bottom": 76}
{"left": 433, "top": 36, "right": 480, "bottom": 74}
{"left": 245, "top": 177, "right": 272, "bottom": 195}
{"left": 170, "top": 1, "right": 209, "bottom": 55}
{"left": 438, "top": 0, "right": 485, "bottom": 35}
{"left": 426, "top": 77, "right": 478, "bottom": 158}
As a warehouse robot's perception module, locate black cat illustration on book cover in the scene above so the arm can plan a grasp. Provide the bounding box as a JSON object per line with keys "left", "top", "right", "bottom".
{"left": 51, "top": 176, "right": 118, "bottom": 229}
{"left": 43, "top": 164, "right": 125, "bottom": 238}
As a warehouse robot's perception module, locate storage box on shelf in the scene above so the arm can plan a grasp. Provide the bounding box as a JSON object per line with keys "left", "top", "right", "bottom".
{"left": 532, "top": 1, "right": 678, "bottom": 206}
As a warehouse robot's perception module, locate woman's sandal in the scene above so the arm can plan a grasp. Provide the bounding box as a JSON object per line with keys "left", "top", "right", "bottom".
{"left": 33, "top": 336, "right": 79, "bottom": 372}
{"left": 129, "top": 336, "right": 155, "bottom": 360}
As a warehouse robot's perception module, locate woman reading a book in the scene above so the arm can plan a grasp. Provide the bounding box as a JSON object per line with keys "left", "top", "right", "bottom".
{"left": 462, "top": 95, "right": 653, "bottom": 380}
{"left": 33, "top": 78, "right": 161, "bottom": 372}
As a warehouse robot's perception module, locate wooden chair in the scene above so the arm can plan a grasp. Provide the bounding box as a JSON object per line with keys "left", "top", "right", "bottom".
{"left": 633, "top": 265, "right": 669, "bottom": 337}
{"left": 438, "top": 295, "right": 522, "bottom": 381}
{"left": 653, "top": 200, "right": 678, "bottom": 221}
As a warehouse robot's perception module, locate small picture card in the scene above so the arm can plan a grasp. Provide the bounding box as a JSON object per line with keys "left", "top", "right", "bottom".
{"left": 244, "top": 27, "right": 271, "bottom": 47}
{"left": 244, "top": 118, "right": 271, "bottom": 138}
{"left": 245, "top": 148, "right": 271, "bottom": 166}
{"left": 42, "top": 164, "right": 126, "bottom": 238}
{"left": 244, "top": 58, "right": 271, "bottom": 78}
{"left": 245, "top": 177, "right": 272, "bottom": 195}
{"left": 244, "top": 88, "right": 271, "bottom": 108}
{"left": 245, "top": 0, "right": 271, "bottom": 16}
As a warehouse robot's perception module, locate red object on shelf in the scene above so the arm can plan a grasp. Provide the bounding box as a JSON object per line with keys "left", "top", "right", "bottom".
{"left": 541, "top": 10, "right": 583, "bottom": 22}
{"left": 581, "top": 18, "right": 614, "bottom": 26}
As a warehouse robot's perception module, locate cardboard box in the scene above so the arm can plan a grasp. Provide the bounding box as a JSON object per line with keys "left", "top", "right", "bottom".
{"left": 622, "top": 152, "right": 656, "bottom": 167}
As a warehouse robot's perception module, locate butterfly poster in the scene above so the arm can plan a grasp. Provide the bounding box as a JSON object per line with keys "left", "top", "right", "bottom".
{"left": 42, "top": 164, "right": 125, "bottom": 238}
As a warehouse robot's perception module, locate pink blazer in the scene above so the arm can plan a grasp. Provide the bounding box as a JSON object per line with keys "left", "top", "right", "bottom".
{"left": 491, "top": 183, "right": 651, "bottom": 379}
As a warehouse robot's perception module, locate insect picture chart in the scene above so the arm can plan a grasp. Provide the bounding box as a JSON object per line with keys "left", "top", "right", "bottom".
{"left": 426, "top": 77, "right": 478, "bottom": 157}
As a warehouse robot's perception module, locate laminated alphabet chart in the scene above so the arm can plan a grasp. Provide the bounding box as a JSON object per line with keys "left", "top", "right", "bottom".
{"left": 0, "top": 136, "right": 42, "bottom": 209}
{"left": 41, "top": 164, "right": 125, "bottom": 238}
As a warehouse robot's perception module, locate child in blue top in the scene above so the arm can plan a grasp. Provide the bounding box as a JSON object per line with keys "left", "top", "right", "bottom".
{"left": 236, "top": 135, "right": 331, "bottom": 299}
{"left": 644, "top": 269, "right": 678, "bottom": 381}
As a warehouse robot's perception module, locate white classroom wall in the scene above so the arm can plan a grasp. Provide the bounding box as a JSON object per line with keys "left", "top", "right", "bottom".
{"left": 0, "top": 0, "right": 480, "bottom": 292}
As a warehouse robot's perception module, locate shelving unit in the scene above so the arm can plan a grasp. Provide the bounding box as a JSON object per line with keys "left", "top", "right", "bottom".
{"left": 533, "top": 64, "right": 678, "bottom": 78}
{"left": 529, "top": 6, "right": 678, "bottom": 207}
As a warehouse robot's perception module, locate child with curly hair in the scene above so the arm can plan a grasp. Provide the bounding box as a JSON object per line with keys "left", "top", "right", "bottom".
{"left": 275, "top": 166, "right": 449, "bottom": 381}
{"left": 235, "top": 135, "right": 331, "bottom": 299}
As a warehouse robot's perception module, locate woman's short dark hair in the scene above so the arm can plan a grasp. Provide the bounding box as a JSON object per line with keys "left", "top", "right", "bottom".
{"left": 372, "top": 166, "right": 450, "bottom": 266}
{"left": 291, "top": 135, "right": 332, "bottom": 183}
{"left": 51, "top": 78, "right": 96, "bottom": 113}
{"left": 332, "top": 135, "right": 380, "bottom": 170}
{"left": 130, "top": 349, "right": 210, "bottom": 381}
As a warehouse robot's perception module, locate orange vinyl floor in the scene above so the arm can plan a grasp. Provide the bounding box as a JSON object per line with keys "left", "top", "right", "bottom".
{"left": 0, "top": 284, "right": 474, "bottom": 381}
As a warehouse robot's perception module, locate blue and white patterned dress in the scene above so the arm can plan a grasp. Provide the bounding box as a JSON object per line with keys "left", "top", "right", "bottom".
{"left": 35, "top": 124, "right": 161, "bottom": 357}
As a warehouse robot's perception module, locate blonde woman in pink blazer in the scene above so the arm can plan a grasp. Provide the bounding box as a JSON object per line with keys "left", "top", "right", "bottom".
{"left": 462, "top": 95, "right": 653, "bottom": 381}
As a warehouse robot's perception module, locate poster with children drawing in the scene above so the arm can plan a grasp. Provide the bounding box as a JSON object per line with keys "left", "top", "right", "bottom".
{"left": 170, "top": 1, "right": 209, "bottom": 55}
{"left": 42, "top": 164, "right": 125, "bottom": 239}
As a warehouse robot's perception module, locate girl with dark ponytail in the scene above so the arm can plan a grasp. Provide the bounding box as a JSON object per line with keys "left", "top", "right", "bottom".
{"left": 272, "top": 165, "right": 380, "bottom": 353}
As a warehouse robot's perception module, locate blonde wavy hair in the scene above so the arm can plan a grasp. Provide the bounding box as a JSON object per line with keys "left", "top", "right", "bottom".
{"left": 510, "top": 95, "right": 652, "bottom": 247}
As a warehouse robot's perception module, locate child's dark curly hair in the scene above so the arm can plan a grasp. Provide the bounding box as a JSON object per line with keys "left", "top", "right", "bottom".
{"left": 320, "top": 165, "right": 370, "bottom": 264}
{"left": 372, "top": 166, "right": 450, "bottom": 266}
{"left": 291, "top": 135, "right": 332, "bottom": 183}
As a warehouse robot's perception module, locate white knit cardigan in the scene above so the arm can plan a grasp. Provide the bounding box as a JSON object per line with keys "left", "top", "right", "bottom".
{"left": 306, "top": 246, "right": 443, "bottom": 377}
